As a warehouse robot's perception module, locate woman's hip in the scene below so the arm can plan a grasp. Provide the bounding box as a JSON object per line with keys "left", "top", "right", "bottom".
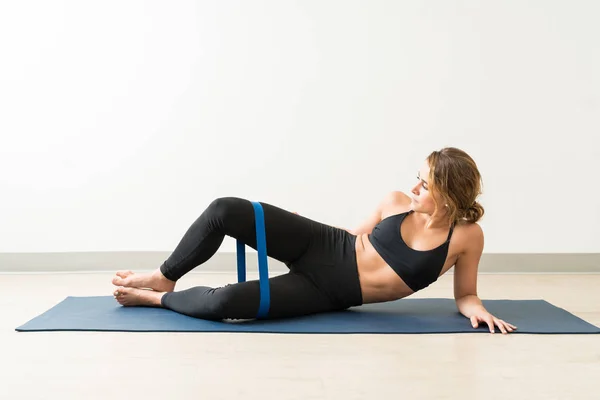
{"left": 290, "top": 226, "right": 363, "bottom": 309}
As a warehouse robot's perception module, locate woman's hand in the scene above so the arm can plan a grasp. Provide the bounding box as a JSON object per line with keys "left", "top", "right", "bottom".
{"left": 470, "top": 311, "right": 517, "bottom": 334}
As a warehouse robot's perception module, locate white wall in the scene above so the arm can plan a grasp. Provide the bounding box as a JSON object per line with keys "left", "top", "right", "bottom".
{"left": 1, "top": 0, "right": 598, "bottom": 254}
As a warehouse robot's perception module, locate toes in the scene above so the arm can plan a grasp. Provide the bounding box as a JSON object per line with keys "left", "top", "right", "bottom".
{"left": 114, "top": 270, "right": 134, "bottom": 284}
{"left": 112, "top": 276, "right": 127, "bottom": 287}
{"left": 112, "top": 271, "right": 134, "bottom": 286}
{"left": 116, "top": 270, "right": 134, "bottom": 278}
{"left": 114, "top": 287, "right": 131, "bottom": 304}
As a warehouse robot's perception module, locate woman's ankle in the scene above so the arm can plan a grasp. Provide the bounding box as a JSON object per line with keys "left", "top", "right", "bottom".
{"left": 155, "top": 267, "right": 176, "bottom": 283}
{"left": 152, "top": 268, "right": 177, "bottom": 292}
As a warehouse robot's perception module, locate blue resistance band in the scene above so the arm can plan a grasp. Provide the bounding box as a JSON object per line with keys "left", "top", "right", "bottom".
{"left": 236, "top": 201, "right": 270, "bottom": 318}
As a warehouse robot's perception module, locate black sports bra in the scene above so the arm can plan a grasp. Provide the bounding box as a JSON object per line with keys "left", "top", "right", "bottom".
{"left": 367, "top": 210, "right": 454, "bottom": 292}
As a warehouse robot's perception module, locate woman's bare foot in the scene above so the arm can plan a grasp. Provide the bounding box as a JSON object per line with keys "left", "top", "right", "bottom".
{"left": 113, "top": 286, "right": 166, "bottom": 307}
{"left": 111, "top": 269, "right": 176, "bottom": 293}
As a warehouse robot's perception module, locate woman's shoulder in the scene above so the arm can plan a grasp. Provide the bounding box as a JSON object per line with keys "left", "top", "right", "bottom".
{"left": 454, "top": 218, "right": 483, "bottom": 230}
{"left": 380, "top": 191, "right": 412, "bottom": 217}
{"left": 452, "top": 220, "right": 484, "bottom": 253}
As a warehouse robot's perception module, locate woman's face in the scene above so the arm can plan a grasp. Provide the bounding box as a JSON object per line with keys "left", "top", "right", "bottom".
{"left": 410, "top": 162, "right": 444, "bottom": 215}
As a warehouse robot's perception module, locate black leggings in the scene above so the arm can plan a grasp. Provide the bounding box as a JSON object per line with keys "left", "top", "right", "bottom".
{"left": 159, "top": 197, "right": 363, "bottom": 320}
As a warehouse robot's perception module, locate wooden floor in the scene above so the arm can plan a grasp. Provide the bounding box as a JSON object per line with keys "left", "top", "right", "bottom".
{"left": 2, "top": 272, "right": 599, "bottom": 400}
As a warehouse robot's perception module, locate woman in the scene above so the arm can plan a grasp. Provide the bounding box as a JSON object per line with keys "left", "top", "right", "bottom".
{"left": 112, "top": 147, "right": 517, "bottom": 334}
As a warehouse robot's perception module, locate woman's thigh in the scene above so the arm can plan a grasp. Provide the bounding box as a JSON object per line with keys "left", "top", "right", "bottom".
{"left": 212, "top": 197, "right": 319, "bottom": 266}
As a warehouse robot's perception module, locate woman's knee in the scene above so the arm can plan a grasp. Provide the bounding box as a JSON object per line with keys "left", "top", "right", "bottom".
{"left": 207, "top": 197, "right": 247, "bottom": 222}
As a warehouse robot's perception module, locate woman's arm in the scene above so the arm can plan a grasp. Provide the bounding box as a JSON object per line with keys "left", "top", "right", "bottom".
{"left": 453, "top": 223, "right": 486, "bottom": 317}
{"left": 453, "top": 224, "right": 517, "bottom": 334}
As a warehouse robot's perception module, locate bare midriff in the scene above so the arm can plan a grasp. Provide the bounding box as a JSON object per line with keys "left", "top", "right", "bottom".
{"left": 354, "top": 233, "right": 415, "bottom": 304}
{"left": 354, "top": 233, "right": 459, "bottom": 304}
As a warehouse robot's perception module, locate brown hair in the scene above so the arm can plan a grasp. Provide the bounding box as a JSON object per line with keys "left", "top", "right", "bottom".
{"left": 426, "top": 147, "right": 484, "bottom": 225}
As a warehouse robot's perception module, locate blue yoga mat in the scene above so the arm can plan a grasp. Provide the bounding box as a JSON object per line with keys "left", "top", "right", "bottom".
{"left": 15, "top": 296, "right": 600, "bottom": 334}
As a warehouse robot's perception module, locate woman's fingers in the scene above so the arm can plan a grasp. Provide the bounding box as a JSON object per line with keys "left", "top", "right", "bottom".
{"left": 502, "top": 320, "right": 516, "bottom": 333}
{"left": 494, "top": 318, "right": 508, "bottom": 334}
{"left": 471, "top": 315, "right": 518, "bottom": 334}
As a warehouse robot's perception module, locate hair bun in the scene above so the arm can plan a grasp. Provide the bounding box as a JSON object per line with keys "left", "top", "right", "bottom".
{"left": 464, "top": 201, "right": 484, "bottom": 223}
